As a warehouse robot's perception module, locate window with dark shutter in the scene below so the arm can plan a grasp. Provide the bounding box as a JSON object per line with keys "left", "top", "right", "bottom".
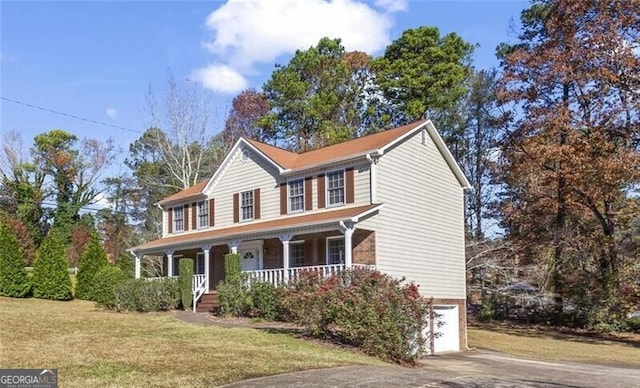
{"left": 346, "top": 167, "right": 355, "bottom": 204}
{"left": 192, "top": 202, "right": 197, "bottom": 229}
{"left": 209, "top": 199, "right": 215, "bottom": 226}
{"left": 304, "top": 177, "right": 312, "bottom": 210}
{"left": 254, "top": 188, "right": 261, "bottom": 219}
{"left": 317, "top": 174, "right": 325, "bottom": 208}
{"left": 184, "top": 203, "right": 189, "bottom": 231}
{"left": 233, "top": 193, "right": 239, "bottom": 223}
{"left": 168, "top": 207, "right": 173, "bottom": 233}
{"left": 280, "top": 182, "right": 287, "bottom": 215}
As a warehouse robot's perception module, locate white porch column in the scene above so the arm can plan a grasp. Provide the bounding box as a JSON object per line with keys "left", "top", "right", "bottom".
{"left": 133, "top": 253, "right": 141, "bottom": 279}
{"left": 202, "top": 244, "right": 211, "bottom": 291}
{"left": 166, "top": 250, "right": 175, "bottom": 277}
{"left": 279, "top": 234, "right": 292, "bottom": 280}
{"left": 340, "top": 222, "right": 355, "bottom": 268}
{"left": 228, "top": 240, "right": 240, "bottom": 254}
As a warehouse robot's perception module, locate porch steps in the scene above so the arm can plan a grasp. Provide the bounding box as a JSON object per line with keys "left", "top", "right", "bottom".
{"left": 196, "top": 292, "right": 219, "bottom": 313}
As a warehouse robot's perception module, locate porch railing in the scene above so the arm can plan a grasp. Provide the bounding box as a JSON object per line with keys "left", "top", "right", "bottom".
{"left": 192, "top": 274, "right": 207, "bottom": 312}
{"left": 245, "top": 263, "right": 375, "bottom": 287}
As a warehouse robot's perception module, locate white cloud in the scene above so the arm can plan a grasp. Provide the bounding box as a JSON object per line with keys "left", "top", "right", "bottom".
{"left": 194, "top": 0, "right": 404, "bottom": 93}
{"left": 374, "top": 0, "right": 407, "bottom": 13}
{"left": 190, "top": 64, "right": 249, "bottom": 93}
{"left": 106, "top": 108, "right": 118, "bottom": 119}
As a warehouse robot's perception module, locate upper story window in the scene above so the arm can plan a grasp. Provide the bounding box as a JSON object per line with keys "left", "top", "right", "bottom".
{"left": 327, "top": 170, "right": 345, "bottom": 206}
{"left": 197, "top": 200, "right": 209, "bottom": 228}
{"left": 173, "top": 206, "right": 184, "bottom": 232}
{"left": 290, "top": 241, "right": 305, "bottom": 267}
{"left": 288, "top": 179, "right": 304, "bottom": 213}
{"left": 241, "top": 190, "right": 254, "bottom": 221}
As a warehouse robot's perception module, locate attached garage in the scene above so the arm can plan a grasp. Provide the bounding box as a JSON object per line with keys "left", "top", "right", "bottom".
{"left": 422, "top": 304, "right": 461, "bottom": 354}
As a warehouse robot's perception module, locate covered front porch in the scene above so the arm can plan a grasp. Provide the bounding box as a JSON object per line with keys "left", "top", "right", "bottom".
{"left": 132, "top": 228, "right": 377, "bottom": 312}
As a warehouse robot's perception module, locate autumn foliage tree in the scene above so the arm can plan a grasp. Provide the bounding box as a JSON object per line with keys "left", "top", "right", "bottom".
{"left": 498, "top": 0, "right": 640, "bottom": 325}
{"left": 222, "top": 89, "right": 272, "bottom": 149}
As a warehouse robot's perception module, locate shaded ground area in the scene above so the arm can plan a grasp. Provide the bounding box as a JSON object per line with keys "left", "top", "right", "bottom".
{"left": 222, "top": 350, "right": 640, "bottom": 388}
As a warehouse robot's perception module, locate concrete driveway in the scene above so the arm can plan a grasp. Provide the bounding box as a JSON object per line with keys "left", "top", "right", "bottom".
{"left": 222, "top": 350, "right": 640, "bottom": 388}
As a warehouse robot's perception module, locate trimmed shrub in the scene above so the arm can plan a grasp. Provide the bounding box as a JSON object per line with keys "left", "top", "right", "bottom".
{"left": 248, "top": 281, "right": 279, "bottom": 320}
{"left": 280, "top": 268, "right": 427, "bottom": 364}
{"left": 93, "top": 266, "right": 128, "bottom": 309}
{"left": 224, "top": 253, "right": 241, "bottom": 279}
{"left": 217, "top": 273, "right": 251, "bottom": 317}
{"left": 0, "top": 221, "right": 31, "bottom": 297}
{"left": 179, "top": 258, "right": 194, "bottom": 310}
{"left": 32, "top": 230, "right": 73, "bottom": 301}
{"left": 113, "top": 278, "right": 180, "bottom": 312}
{"left": 75, "top": 230, "right": 108, "bottom": 300}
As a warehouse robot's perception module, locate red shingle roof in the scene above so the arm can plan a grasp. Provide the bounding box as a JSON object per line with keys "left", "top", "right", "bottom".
{"left": 131, "top": 204, "right": 381, "bottom": 253}
{"left": 246, "top": 120, "right": 426, "bottom": 170}
{"left": 157, "top": 120, "right": 427, "bottom": 205}
{"left": 156, "top": 179, "right": 208, "bottom": 205}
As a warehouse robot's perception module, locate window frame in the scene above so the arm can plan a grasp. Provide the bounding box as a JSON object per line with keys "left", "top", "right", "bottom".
{"left": 173, "top": 205, "right": 184, "bottom": 233}
{"left": 197, "top": 200, "right": 209, "bottom": 229}
{"left": 195, "top": 252, "right": 205, "bottom": 275}
{"left": 288, "top": 178, "right": 305, "bottom": 214}
{"left": 326, "top": 236, "right": 345, "bottom": 265}
{"left": 326, "top": 169, "right": 345, "bottom": 207}
{"left": 289, "top": 240, "right": 305, "bottom": 268}
{"left": 240, "top": 190, "right": 254, "bottom": 221}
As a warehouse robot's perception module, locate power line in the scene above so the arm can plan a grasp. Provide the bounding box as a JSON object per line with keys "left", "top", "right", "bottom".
{"left": 1, "top": 96, "right": 143, "bottom": 134}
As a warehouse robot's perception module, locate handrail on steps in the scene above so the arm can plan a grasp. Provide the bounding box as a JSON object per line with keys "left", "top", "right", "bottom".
{"left": 192, "top": 274, "right": 207, "bottom": 313}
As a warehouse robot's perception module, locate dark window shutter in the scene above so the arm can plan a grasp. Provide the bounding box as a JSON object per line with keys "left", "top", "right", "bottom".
{"left": 233, "top": 193, "right": 239, "bottom": 223}
{"left": 317, "top": 174, "right": 326, "bottom": 208}
{"left": 346, "top": 167, "right": 355, "bottom": 204}
{"left": 280, "top": 182, "right": 287, "bottom": 215}
{"left": 184, "top": 203, "right": 189, "bottom": 231}
{"left": 254, "top": 188, "right": 261, "bottom": 219}
{"left": 168, "top": 207, "right": 173, "bottom": 234}
{"left": 209, "top": 199, "right": 215, "bottom": 227}
{"left": 192, "top": 202, "right": 197, "bottom": 229}
{"left": 304, "top": 177, "right": 312, "bottom": 211}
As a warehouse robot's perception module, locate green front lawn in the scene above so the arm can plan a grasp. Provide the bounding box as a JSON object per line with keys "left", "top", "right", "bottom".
{"left": 469, "top": 323, "right": 640, "bottom": 365}
{"left": 0, "top": 297, "right": 382, "bottom": 387}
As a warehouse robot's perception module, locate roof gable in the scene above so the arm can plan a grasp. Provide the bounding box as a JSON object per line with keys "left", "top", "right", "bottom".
{"left": 161, "top": 119, "right": 470, "bottom": 203}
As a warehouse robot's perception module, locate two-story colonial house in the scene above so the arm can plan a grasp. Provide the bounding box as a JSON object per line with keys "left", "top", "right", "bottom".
{"left": 129, "top": 119, "right": 470, "bottom": 353}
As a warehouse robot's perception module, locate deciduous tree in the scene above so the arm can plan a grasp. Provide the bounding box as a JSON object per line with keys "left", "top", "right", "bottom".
{"left": 497, "top": 0, "right": 640, "bottom": 323}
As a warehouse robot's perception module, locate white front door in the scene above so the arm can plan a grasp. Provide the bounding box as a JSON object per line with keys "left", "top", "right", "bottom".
{"left": 241, "top": 248, "right": 259, "bottom": 271}
{"left": 239, "top": 240, "right": 262, "bottom": 272}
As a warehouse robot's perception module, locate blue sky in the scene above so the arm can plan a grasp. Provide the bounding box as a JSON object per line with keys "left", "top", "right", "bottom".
{"left": 1, "top": 0, "right": 528, "bottom": 172}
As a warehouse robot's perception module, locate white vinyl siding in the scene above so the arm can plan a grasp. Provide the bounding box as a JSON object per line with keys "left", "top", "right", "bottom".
{"left": 208, "top": 146, "right": 280, "bottom": 227}
{"left": 354, "top": 163, "right": 370, "bottom": 204}
{"left": 368, "top": 130, "right": 466, "bottom": 299}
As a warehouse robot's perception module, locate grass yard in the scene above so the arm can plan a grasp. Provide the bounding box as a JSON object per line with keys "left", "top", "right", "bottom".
{"left": 469, "top": 323, "right": 640, "bottom": 365}
{"left": 0, "top": 297, "right": 383, "bottom": 387}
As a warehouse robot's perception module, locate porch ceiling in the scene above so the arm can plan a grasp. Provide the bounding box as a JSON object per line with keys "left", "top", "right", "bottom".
{"left": 130, "top": 203, "right": 381, "bottom": 255}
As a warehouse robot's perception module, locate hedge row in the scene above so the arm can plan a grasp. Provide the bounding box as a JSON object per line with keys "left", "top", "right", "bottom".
{"left": 217, "top": 267, "right": 429, "bottom": 364}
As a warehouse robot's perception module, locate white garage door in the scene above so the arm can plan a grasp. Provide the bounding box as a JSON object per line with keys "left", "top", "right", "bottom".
{"left": 422, "top": 305, "right": 460, "bottom": 354}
